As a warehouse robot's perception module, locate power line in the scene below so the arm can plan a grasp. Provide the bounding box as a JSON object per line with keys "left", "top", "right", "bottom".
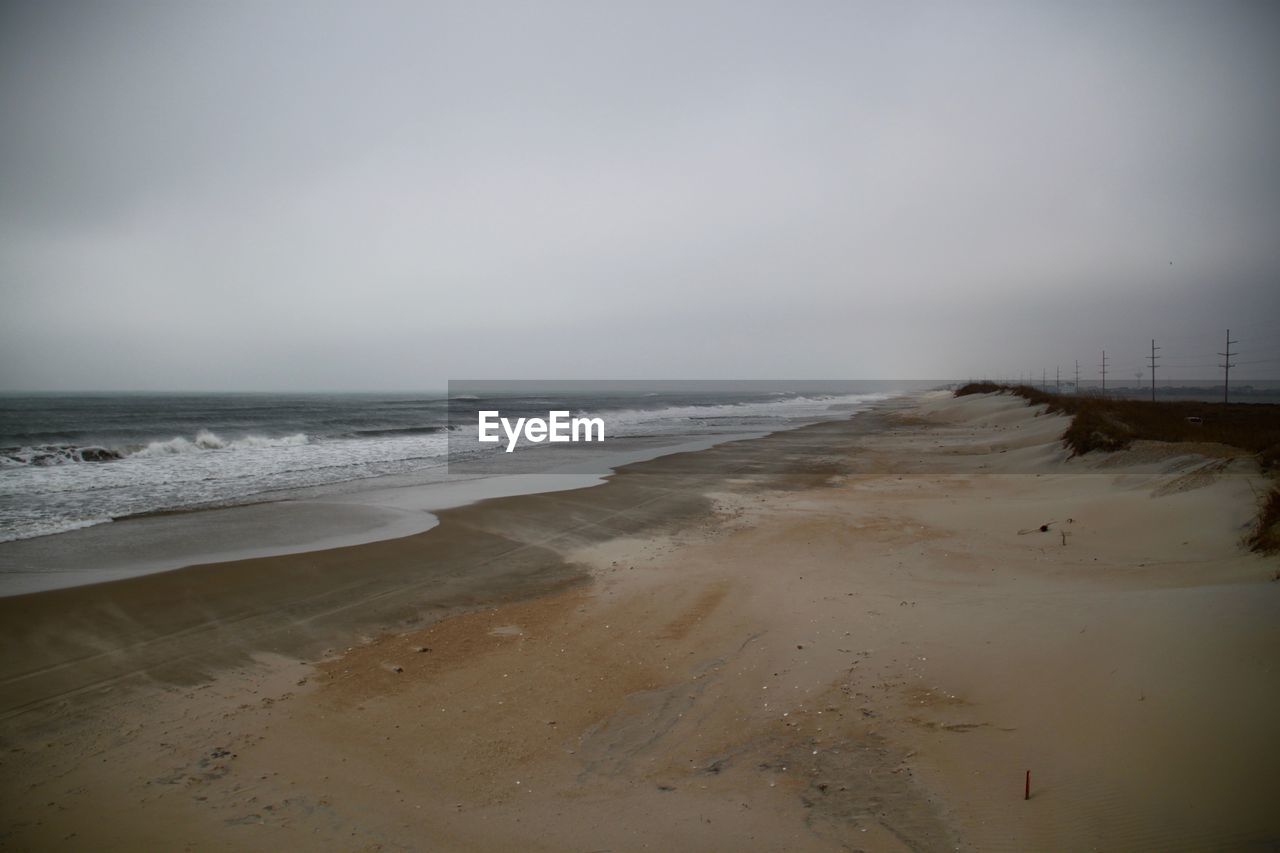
{"left": 1151, "top": 319, "right": 1277, "bottom": 346}
{"left": 1147, "top": 339, "right": 1160, "bottom": 401}
{"left": 1218, "top": 330, "right": 1238, "bottom": 404}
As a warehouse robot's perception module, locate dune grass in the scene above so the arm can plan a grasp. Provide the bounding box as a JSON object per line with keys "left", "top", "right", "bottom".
{"left": 1249, "top": 489, "right": 1280, "bottom": 554}
{"left": 954, "top": 382, "right": 1280, "bottom": 553}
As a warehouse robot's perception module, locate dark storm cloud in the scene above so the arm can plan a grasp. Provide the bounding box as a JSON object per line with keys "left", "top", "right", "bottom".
{"left": 2, "top": 0, "right": 1278, "bottom": 389}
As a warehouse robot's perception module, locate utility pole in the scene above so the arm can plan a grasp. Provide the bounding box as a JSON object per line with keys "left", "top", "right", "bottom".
{"left": 1147, "top": 339, "right": 1160, "bottom": 402}
{"left": 1099, "top": 350, "right": 1108, "bottom": 394}
{"left": 1219, "top": 329, "right": 1238, "bottom": 404}
{"left": 1056, "top": 365, "right": 1060, "bottom": 393}
{"left": 1074, "top": 360, "right": 1080, "bottom": 394}
{"left": 1042, "top": 368, "right": 1046, "bottom": 390}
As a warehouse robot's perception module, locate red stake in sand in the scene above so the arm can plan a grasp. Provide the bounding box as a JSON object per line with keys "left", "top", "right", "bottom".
{"left": 1025, "top": 769, "right": 1031, "bottom": 800}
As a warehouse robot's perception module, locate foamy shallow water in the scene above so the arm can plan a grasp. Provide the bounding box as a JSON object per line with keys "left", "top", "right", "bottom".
{"left": 1, "top": 430, "right": 452, "bottom": 541}
{"left": 0, "top": 431, "right": 761, "bottom": 596}
{"left": 1, "top": 388, "right": 901, "bottom": 544}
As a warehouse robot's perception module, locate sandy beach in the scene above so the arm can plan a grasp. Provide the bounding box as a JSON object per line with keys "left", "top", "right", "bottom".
{"left": 2, "top": 390, "right": 1277, "bottom": 851}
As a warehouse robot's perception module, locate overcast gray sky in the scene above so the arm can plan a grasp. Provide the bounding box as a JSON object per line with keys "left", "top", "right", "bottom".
{"left": 2, "top": 0, "right": 1277, "bottom": 390}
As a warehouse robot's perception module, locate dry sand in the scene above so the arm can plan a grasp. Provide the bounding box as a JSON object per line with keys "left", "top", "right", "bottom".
{"left": 2, "top": 391, "right": 1277, "bottom": 851}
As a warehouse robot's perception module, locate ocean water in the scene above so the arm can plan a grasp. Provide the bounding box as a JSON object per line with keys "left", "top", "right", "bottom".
{"left": 0, "top": 385, "right": 909, "bottom": 544}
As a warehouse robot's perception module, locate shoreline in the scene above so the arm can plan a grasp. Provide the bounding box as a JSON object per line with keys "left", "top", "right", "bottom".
{"left": 0, "top": 402, "right": 905, "bottom": 723}
{"left": 2, "top": 391, "right": 1277, "bottom": 850}
{"left": 0, "top": 425, "right": 808, "bottom": 597}
{"left": 0, "top": 385, "right": 911, "bottom": 583}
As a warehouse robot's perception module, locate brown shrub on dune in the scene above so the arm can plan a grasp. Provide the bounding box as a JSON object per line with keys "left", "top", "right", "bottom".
{"left": 956, "top": 383, "right": 1280, "bottom": 551}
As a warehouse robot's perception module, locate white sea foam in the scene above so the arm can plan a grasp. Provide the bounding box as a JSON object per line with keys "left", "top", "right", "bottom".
{"left": 0, "top": 391, "right": 888, "bottom": 545}
{"left": 601, "top": 393, "right": 886, "bottom": 436}
{"left": 0, "top": 430, "right": 451, "bottom": 542}
{"left": 0, "top": 516, "right": 112, "bottom": 543}
{"left": 131, "top": 430, "right": 309, "bottom": 457}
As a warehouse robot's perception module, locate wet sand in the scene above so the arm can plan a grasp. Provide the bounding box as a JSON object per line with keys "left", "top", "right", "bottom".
{"left": 2, "top": 391, "right": 1277, "bottom": 850}
{"left": 0, "top": 430, "right": 751, "bottom": 596}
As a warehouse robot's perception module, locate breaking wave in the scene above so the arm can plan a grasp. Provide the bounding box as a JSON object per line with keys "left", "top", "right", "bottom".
{"left": 1, "top": 430, "right": 310, "bottom": 467}
{"left": 131, "top": 430, "right": 309, "bottom": 457}
{"left": 1, "top": 445, "right": 123, "bottom": 468}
